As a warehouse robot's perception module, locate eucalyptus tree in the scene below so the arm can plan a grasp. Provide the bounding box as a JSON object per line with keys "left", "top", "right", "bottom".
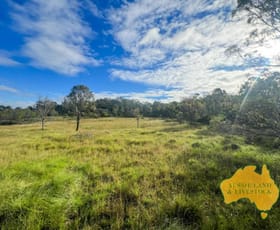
{"left": 63, "top": 85, "right": 95, "bottom": 131}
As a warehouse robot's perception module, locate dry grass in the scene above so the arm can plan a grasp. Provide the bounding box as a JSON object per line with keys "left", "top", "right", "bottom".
{"left": 0, "top": 117, "right": 280, "bottom": 229}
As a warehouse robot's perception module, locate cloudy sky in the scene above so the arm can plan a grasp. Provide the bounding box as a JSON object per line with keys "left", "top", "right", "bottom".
{"left": 0, "top": 0, "right": 278, "bottom": 107}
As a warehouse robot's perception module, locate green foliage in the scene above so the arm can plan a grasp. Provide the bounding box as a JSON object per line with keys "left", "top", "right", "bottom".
{"left": 179, "top": 97, "right": 208, "bottom": 124}
{"left": 237, "top": 73, "right": 280, "bottom": 135}
{"left": 63, "top": 85, "right": 95, "bottom": 131}
{"left": 0, "top": 106, "right": 37, "bottom": 125}
{"left": 63, "top": 85, "right": 95, "bottom": 116}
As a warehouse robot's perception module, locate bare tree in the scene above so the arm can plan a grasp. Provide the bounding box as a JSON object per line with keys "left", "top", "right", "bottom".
{"left": 133, "top": 108, "right": 141, "bottom": 128}
{"left": 36, "top": 98, "right": 55, "bottom": 130}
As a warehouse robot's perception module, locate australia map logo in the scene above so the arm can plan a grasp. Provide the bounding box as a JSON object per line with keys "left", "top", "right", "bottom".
{"left": 220, "top": 165, "right": 279, "bottom": 219}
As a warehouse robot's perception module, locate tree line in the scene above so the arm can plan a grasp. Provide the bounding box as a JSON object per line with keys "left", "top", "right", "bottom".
{"left": 1, "top": 73, "right": 280, "bottom": 140}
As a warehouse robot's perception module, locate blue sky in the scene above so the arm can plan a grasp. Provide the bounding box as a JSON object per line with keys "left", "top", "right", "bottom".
{"left": 0, "top": 0, "right": 278, "bottom": 107}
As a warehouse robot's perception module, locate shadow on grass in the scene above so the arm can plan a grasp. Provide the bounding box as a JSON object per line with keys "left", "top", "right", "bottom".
{"left": 197, "top": 126, "right": 280, "bottom": 151}
{"left": 160, "top": 125, "right": 190, "bottom": 133}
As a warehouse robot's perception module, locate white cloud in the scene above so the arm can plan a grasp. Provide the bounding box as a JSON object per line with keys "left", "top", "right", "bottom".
{"left": 0, "top": 50, "right": 20, "bottom": 67}
{"left": 0, "top": 100, "right": 35, "bottom": 108}
{"left": 10, "top": 0, "right": 99, "bottom": 75}
{"left": 83, "top": 0, "right": 103, "bottom": 18}
{"left": 0, "top": 85, "right": 19, "bottom": 93}
{"left": 95, "top": 88, "right": 182, "bottom": 103}
{"left": 108, "top": 0, "right": 275, "bottom": 101}
{"left": 139, "top": 28, "right": 161, "bottom": 46}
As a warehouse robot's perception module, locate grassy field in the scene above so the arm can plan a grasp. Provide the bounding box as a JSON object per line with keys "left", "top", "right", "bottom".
{"left": 0, "top": 118, "right": 280, "bottom": 229}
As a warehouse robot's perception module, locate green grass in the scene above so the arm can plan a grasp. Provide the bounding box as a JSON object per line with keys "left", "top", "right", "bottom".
{"left": 0, "top": 118, "right": 280, "bottom": 229}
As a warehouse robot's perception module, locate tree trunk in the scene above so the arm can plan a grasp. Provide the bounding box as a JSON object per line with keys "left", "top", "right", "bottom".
{"left": 137, "top": 116, "right": 140, "bottom": 128}
{"left": 41, "top": 117, "right": 45, "bottom": 130}
{"left": 76, "top": 112, "right": 80, "bottom": 131}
